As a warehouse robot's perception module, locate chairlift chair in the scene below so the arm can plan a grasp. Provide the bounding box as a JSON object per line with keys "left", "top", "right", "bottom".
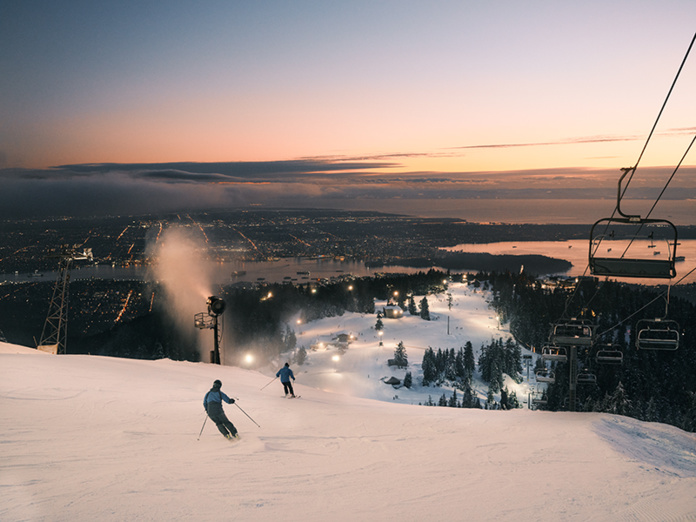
{"left": 635, "top": 318, "right": 680, "bottom": 351}
{"left": 550, "top": 320, "right": 594, "bottom": 347}
{"left": 576, "top": 370, "right": 597, "bottom": 385}
{"left": 535, "top": 368, "right": 556, "bottom": 384}
{"left": 541, "top": 345, "right": 568, "bottom": 362}
{"left": 588, "top": 168, "right": 678, "bottom": 279}
{"left": 595, "top": 345, "right": 623, "bottom": 364}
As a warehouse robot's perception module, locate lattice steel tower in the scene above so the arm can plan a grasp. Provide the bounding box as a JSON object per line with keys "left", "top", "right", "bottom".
{"left": 38, "top": 245, "right": 93, "bottom": 354}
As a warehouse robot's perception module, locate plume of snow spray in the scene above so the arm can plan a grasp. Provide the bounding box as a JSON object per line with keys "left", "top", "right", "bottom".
{"left": 147, "top": 227, "right": 215, "bottom": 360}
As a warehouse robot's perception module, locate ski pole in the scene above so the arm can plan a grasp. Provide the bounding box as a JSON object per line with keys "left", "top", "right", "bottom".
{"left": 235, "top": 402, "right": 261, "bottom": 428}
{"left": 260, "top": 376, "right": 278, "bottom": 390}
{"left": 197, "top": 415, "right": 208, "bottom": 440}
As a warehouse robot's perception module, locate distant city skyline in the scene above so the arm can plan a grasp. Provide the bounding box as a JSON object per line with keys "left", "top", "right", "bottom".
{"left": 1, "top": 2, "right": 694, "bottom": 222}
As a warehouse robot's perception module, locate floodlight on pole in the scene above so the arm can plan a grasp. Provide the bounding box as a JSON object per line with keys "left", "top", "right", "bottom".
{"left": 207, "top": 295, "right": 225, "bottom": 317}
{"left": 194, "top": 295, "right": 225, "bottom": 365}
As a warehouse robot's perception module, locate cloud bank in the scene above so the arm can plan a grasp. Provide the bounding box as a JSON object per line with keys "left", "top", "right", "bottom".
{"left": 0, "top": 158, "right": 693, "bottom": 220}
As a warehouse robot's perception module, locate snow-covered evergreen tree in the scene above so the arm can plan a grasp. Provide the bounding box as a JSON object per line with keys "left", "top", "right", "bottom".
{"left": 605, "top": 381, "right": 631, "bottom": 416}
{"left": 393, "top": 341, "right": 408, "bottom": 368}
{"left": 375, "top": 313, "right": 383, "bottom": 331}
{"left": 403, "top": 371, "right": 413, "bottom": 389}
{"left": 645, "top": 396, "right": 658, "bottom": 422}
{"left": 448, "top": 389, "right": 459, "bottom": 408}
{"left": 463, "top": 341, "right": 475, "bottom": 381}
{"left": 408, "top": 296, "right": 418, "bottom": 315}
{"left": 486, "top": 388, "right": 495, "bottom": 408}
{"left": 444, "top": 348, "right": 457, "bottom": 381}
{"left": 296, "top": 346, "right": 307, "bottom": 365}
{"left": 454, "top": 348, "right": 466, "bottom": 383}
{"left": 419, "top": 297, "right": 430, "bottom": 320}
{"left": 284, "top": 326, "right": 297, "bottom": 352}
{"left": 421, "top": 347, "right": 437, "bottom": 386}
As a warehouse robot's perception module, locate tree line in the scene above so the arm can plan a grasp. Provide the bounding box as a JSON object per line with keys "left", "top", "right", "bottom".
{"left": 484, "top": 271, "right": 696, "bottom": 432}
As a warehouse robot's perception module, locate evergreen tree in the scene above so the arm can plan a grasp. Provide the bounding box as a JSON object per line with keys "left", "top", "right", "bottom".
{"left": 445, "top": 348, "right": 457, "bottom": 381}
{"left": 681, "top": 392, "right": 696, "bottom": 432}
{"left": 605, "top": 381, "right": 631, "bottom": 416}
{"left": 375, "top": 313, "right": 384, "bottom": 331}
{"left": 504, "top": 337, "right": 522, "bottom": 381}
{"left": 645, "top": 396, "right": 658, "bottom": 422}
{"left": 397, "top": 293, "right": 407, "bottom": 311}
{"left": 435, "top": 348, "right": 446, "bottom": 377}
{"left": 296, "top": 346, "right": 307, "bottom": 365}
{"left": 486, "top": 388, "right": 495, "bottom": 408}
{"left": 420, "top": 296, "right": 431, "bottom": 321}
{"left": 284, "top": 325, "right": 297, "bottom": 352}
{"left": 421, "top": 347, "right": 438, "bottom": 386}
{"left": 508, "top": 389, "right": 520, "bottom": 409}
{"left": 403, "top": 371, "right": 413, "bottom": 389}
{"left": 463, "top": 341, "right": 475, "bottom": 381}
{"left": 454, "top": 348, "right": 466, "bottom": 383}
{"left": 448, "top": 389, "right": 459, "bottom": 408}
{"left": 460, "top": 384, "right": 475, "bottom": 408}
{"left": 393, "top": 341, "right": 408, "bottom": 368}
{"left": 408, "top": 296, "right": 418, "bottom": 315}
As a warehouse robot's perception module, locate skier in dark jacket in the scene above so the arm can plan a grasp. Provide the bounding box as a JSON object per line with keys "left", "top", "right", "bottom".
{"left": 203, "top": 380, "right": 238, "bottom": 439}
{"left": 276, "top": 363, "right": 296, "bottom": 397}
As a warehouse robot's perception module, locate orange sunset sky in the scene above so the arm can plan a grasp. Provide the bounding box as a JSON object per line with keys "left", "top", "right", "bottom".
{"left": 1, "top": 1, "right": 694, "bottom": 222}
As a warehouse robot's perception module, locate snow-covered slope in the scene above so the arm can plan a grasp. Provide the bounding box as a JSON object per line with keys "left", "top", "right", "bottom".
{"left": 2, "top": 285, "right": 695, "bottom": 521}
{"left": 262, "top": 283, "right": 525, "bottom": 405}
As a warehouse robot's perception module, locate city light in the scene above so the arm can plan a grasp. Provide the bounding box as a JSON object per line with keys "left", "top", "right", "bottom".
{"left": 244, "top": 353, "right": 254, "bottom": 365}
{"left": 332, "top": 354, "right": 340, "bottom": 362}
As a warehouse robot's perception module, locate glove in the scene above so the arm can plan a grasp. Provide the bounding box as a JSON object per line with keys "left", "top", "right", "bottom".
{"left": 230, "top": 398, "right": 235, "bottom": 404}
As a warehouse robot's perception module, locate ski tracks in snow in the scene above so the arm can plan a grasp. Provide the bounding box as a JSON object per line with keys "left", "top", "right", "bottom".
{"left": 594, "top": 416, "right": 696, "bottom": 478}
{"left": 593, "top": 416, "right": 696, "bottom": 521}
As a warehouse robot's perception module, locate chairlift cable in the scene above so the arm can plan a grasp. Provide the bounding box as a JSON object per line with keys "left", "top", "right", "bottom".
{"left": 594, "top": 264, "right": 696, "bottom": 339}
{"left": 618, "top": 31, "right": 695, "bottom": 202}
{"left": 619, "top": 133, "right": 696, "bottom": 258}
{"left": 641, "top": 133, "right": 696, "bottom": 222}
{"left": 566, "top": 35, "right": 695, "bottom": 330}
{"left": 592, "top": 32, "right": 695, "bottom": 259}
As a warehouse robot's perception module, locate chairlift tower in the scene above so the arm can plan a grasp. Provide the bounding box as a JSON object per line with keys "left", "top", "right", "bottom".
{"left": 38, "top": 245, "right": 93, "bottom": 354}
{"left": 548, "top": 319, "right": 594, "bottom": 412}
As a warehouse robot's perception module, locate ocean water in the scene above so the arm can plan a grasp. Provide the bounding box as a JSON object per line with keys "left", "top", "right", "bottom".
{"left": 443, "top": 239, "right": 696, "bottom": 285}
{"left": 316, "top": 198, "right": 695, "bottom": 226}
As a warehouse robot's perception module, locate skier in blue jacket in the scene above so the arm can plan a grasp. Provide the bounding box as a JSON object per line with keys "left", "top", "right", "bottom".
{"left": 203, "top": 380, "right": 238, "bottom": 439}
{"left": 276, "top": 362, "right": 296, "bottom": 397}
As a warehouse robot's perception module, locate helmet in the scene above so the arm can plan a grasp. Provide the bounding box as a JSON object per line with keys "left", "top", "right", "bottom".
{"left": 213, "top": 380, "right": 222, "bottom": 388}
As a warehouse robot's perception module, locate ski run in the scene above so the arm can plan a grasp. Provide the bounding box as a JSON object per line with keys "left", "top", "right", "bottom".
{"left": 2, "top": 282, "right": 695, "bottom": 521}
